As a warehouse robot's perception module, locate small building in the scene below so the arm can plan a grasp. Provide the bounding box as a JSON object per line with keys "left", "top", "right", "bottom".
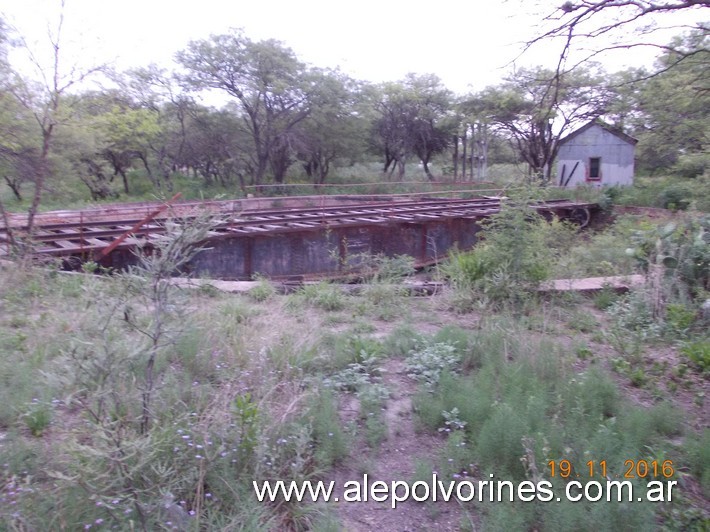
{"left": 556, "top": 120, "right": 637, "bottom": 187}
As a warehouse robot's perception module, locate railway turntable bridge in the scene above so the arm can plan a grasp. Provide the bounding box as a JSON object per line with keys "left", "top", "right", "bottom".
{"left": 0, "top": 194, "right": 598, "bottom": 281}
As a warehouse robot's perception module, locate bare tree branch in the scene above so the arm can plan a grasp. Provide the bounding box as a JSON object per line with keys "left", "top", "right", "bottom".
{"left": 523, "top": 0, "right": 709, "bottom": 81}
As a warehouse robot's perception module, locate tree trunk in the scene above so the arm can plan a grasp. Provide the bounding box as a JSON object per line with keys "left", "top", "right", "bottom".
{"left": 27, "top": 126, "right": 53, "bottom": 235}
{"left": 461, "top": 128, "right": 467, "bottom": 182}
{"left": 422, "top": 159, "right": 434, "bottom": 180}
{"left": 452, "top": 134, "right": 459, "bottom": 181}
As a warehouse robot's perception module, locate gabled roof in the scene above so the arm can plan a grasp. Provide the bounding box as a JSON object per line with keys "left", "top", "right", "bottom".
{"left": 558, "top": 119, "right": 638, "bottom": 146}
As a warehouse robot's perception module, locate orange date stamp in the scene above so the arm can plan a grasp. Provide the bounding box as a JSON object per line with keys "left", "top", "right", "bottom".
{"left": 547, "top": 459, "right": 675, "bottom": 479}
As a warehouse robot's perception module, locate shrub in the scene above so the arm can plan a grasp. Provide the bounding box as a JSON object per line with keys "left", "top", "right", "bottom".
{"left": 298, "top": 282, "right": 347, "bottom": 311}
{"left": 658, "top": 183, "right": 693, "bottom": 210}
{"left": 440, "top": 246, "right": 492, "bottom": 290}
{"left": 628, "top": 215, "right": 709, "bottom": 304}
{"left": 248, "top": 277, "right": 276, "bottom": 302}
{"left": 383, "top": 325, "right": 425, "bottom": 357}
{"left": 593, "top": 286, "right": 619, "bottom": 310}
{"left": 440, "top": 194, "right": 573, "bottom": 307}
{"left": 681, "top": 341, "right": 710, "bottom": 373}
{"left": 476, "top": 403, "right": 528, "bottom": 479}
{"left": 671, "top": 152, "right": 709, "bottom": 179}
{"left": 406, "top": 343, "right": 460, "bottom": 387}
{"left": 686, "top": 429, "right": 710, "bottom": 497}
{"left": 309, "top": 389, "right": 349, "bottom": 468}
{"left": 21, "top": 401, "right": 52, "bottom": 437}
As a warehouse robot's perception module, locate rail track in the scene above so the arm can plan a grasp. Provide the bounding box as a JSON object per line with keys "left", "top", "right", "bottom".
{"left": 0, "top": 195, "right": 597, "bottom": 279}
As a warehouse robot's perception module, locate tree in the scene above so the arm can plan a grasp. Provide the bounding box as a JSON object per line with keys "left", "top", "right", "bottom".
{"left": 373, "top": 74, "right": 453, "bottom": 180}
{"left": 463, "top": 65, "right": 611, "bottom": 180}
{"left": 3, "top": 1, "right": 102, "bottom": 233}
{"left": 0, "top": 19, "right": 45, "bottom": 205}
{"left": 120, "top": 66, "right": 192, "bottom": 192}
{"left": 177, "top": 30, "right": 312, "bottom": 186}
{"left": 293, "top": 70, "right": 371, "bottom": 184}
{"left": 0, "top": 72, "right": 42, "bottom": 202}
{"left": 179, "top": 104, "right": 248, "bottom": 188}
{"left": 528, "top": 0, "right": 709, "bottom": 77}
{"left": 626, "top": 28, "right": 709, "bottom": 174}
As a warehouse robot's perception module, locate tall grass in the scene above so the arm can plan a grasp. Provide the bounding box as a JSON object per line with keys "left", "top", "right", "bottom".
{"left": 411, "top": 316, "right": 692, "bottom": 530}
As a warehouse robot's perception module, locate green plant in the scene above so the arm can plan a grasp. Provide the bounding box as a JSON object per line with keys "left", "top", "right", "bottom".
{"left": 439, "top": 407, "right": 467, "bottom": 433}
{"left": 309, "top": 389, "right": 349, "bottom": 468}
{"left": 665, "top": 302, "right": 696, "bottom": 335}
{"left": 605, "top": 291, "right": 660, "bottom": 361}
{"left": 21, "top": 401, "right": 52, "bottom": 437}
{"left": 658, "top": 183, "right": 693, "bottom": 210}
{"left": 233, "top": 393, "right": 259, "bottom": 464}
{"left": 359, "top": 385, "right": 387, "bottom": 448}
{"left": 406, "top": 343, "right": 459, "bottom": 387}
{"left": 248, "top": 276, "right": 276, "bottom": 302}
{"left": 627, "top": 215, "right": 709, "bottom": 308}
{"left": 298, "top": 282, "right": 347, "bottom": 311}
{"left": 438, "top": 431, "right": 470, "bottom": 478}
{"left": 476, "top": 403, "right": 528, "bottom": 478}
{"left": 383, "top": 325, "right": 425, "bottom": 357}
{"left": 681, "top": 341, "right": 710, "bottom": 373}
{"left": 362, "top": 253, "right": 416, "bottom": 283}
{"left": 593, "top": 286, "right": 619, "bottom": 310}
{"left": 440, "top": 246, "right": 491, "bottom": 290}
{"left": 566, "top": 311, "right": 598, "bottom": 333}
{"left": 475, "top": 198, "right": 554, "bottom": 305}
{"left": 322, "top": 360, "right": 381, "bottom": 393}
{"left": 575, "top": 343, "right": 594, "bottom": 360}
{"left": 686, "top": 429, "right": 710, "bottom": 497}
{"left": 629, "top": 367, "right": 648, "bottom": 387}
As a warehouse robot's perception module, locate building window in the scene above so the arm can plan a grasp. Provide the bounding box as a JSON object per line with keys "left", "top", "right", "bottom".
{"left": 588, "top": 157, "right": 601, "bottom": 180}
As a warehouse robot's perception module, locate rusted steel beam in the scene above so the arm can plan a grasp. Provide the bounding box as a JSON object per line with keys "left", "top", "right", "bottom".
{"left": 1, "top": 196, "right": 600, "bottom": 278}
{"left": 95, "top": 192, "right": 182, "bottom": 260}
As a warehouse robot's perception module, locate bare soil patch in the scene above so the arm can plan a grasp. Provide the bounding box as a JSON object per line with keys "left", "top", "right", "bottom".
{"left": 330, "top": 357, "right": 468, "bottom": 531}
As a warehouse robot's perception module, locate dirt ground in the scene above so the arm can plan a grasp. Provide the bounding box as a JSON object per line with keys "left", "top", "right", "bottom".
{"left": 329, "top": 357, "right": 469, "bottom": 531}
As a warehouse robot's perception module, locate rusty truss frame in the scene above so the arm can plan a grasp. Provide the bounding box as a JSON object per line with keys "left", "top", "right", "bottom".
{"left": 0, "top": 195, "right": 597, "bottom": 280}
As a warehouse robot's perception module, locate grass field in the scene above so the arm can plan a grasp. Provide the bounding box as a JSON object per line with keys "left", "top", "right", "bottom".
{"left": 0, "top": 200, "right": 708, "bottom": 530}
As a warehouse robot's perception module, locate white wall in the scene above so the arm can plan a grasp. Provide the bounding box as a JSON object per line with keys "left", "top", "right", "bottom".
{"left": 556, "top": 125, "right": 635, "bottom": 187}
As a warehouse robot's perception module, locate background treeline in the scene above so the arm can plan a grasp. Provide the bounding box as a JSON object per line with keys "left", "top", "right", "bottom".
{"left": 0, "top": 22, "right": 707, "bottom": 212}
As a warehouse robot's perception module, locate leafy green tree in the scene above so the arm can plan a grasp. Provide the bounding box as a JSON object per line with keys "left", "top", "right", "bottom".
{"left": 294, "top": 70, "right": 371, "bottom": 184}
{"left": 177, "top": 30, "right": 312, "bottom": 186}
{"left": 0, "top": 20, "right": 36, "bottom": 203}
{"left": 463, "top": 65, "right": 611, "bottom": 180}
{"left": 179, "top": 104, "right": 248, "bottom": 189}
{"left": 630, "top": 29, "right": 709, "bottom": 175}
{"left": 121, "top": 66, "right": 193, "bottom": 192}
{"left": 373, "top": 73, "right": 453, "bottom": 179}
{"left": 0, "top": 77, "right": 41, "bottom": 202}
{"left": 100, "top": 104, "right": 161, "bottom": 193}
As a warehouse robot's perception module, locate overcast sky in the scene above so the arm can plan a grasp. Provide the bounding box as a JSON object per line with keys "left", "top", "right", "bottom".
{"left": 0, "top": 0, "right": 704, "bottom": 97}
